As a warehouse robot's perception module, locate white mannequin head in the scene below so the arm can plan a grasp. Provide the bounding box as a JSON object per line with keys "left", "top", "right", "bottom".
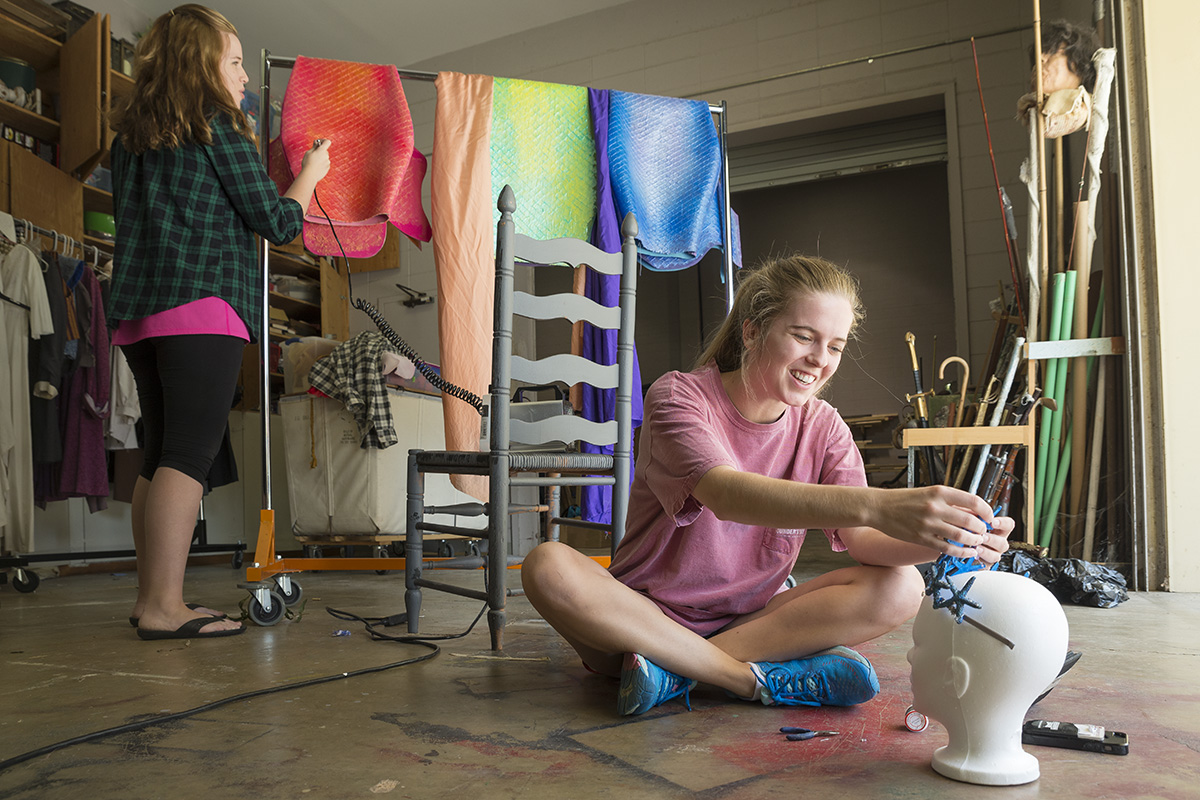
{"left": 907, "top": 569, "right": 1068, "bottom": 785}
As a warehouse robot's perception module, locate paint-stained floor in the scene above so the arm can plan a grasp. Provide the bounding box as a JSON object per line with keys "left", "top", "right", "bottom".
{"left": 1, "top": 537, "right": 1197, "bottom": 799}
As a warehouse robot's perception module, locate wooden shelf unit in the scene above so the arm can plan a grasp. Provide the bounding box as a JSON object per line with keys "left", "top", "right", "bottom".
{"left": 842, "top": 412, "right": 905, "bottom": 486}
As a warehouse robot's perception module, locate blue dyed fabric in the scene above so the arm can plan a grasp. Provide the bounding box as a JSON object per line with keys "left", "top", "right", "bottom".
{"left": 607, "top": 91, "right": 741, "bottom": 271}
{"left": 580, "top": 88, "right": 643, "bottom": 526}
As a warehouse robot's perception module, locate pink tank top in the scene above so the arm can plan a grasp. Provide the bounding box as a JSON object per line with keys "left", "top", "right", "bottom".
{"left": 112, "top": 296, "right": 251, "bottom": 345}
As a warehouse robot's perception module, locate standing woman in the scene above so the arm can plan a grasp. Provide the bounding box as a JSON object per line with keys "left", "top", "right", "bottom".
{"left": 522, "top": 254, "right": 1013, "bottom": 714}
{"left": 108, "top": 4, "right": 330, "bottom": 640}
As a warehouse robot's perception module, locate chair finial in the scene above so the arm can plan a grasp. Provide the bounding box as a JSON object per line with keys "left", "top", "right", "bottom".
{"left": 499, "top": 185, "right": 516, "bottom": 214}
{"left": 620, "top": 211, "right": 637, "bottom": 239}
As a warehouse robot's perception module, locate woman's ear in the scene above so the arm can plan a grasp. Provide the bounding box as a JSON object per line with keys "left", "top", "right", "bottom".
{"left": 741, "top": 318, "right": 758, "bottom": 349}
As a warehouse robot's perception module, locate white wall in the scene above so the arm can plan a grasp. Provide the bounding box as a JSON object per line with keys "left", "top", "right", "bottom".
{"left": 1141, "top": 0, "right": 1200, "bottom": 591}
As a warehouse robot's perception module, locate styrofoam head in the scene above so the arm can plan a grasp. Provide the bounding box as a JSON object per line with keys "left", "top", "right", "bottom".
{"left": 908, "top": 570, "right": 1068, "bottom": 785}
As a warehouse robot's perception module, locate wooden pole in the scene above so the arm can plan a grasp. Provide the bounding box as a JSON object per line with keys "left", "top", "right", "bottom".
{"left": 1083, "top": 338, "right": 1108, "bottom": 562}
{"left": 1055, "top": 138, "right": 1065, "bottom": 273}
{"left": 1034, "top": 0, "right": 1049, "bottom": 343}
{"left": 1068, "top": 201, "right": 1092, "bottom": 554}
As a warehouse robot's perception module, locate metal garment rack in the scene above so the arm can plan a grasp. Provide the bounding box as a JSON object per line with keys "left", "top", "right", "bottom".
{"left": 1, "top": 219, "right": 244, "bottom": 591}
{"left": 240, "top": 50, "right": 735, "bottom": 622}
{"left": 12, "top": 218, "right": 106, "bottom": 264}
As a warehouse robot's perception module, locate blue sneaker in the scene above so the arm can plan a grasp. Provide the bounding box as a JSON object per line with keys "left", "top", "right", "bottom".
{"left": 617, "top": 653, "right": 697, "bottom": 716}
{"left": 750, "top": 645, "right": 880, "bottom": 707}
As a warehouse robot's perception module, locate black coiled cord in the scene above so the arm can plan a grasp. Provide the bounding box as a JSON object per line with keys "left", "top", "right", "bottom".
{"left": 310, "top": 180, "right": 485, "bottom": 416}
{"left": 353, "top": 296, "right": 485, "bottom": 414}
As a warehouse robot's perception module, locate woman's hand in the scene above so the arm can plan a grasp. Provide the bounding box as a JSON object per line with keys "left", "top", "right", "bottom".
{"left": 871, "top": 484, "right": 1001, "bottom": 558}
{"left": 973, "top": 516, "right": 1014, "bottom": 567}
{"left": 300, "top": 137, "right": 332, "bottom": 182}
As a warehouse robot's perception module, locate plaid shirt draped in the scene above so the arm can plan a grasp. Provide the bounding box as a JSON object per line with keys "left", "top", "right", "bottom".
{"left": 108, "top": 112, "right": 304, "bottom": 341}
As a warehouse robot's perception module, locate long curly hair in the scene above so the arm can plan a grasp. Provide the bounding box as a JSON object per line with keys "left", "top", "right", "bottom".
{"left": 111, "top": 4, "right": 252, "bottom": 153}
{"left": 694, "top": 254, "right": 864, "bottom": 373}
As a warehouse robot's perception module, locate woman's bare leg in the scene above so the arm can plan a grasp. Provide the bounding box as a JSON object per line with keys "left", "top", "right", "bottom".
{"left": 710, "top": 564, "right": 925, "bottom": 662}
{"left": 521, "top": 542, "right": 758, "bottom": 697}
{"left": 523, "top": 542, "right": 924, "bottom": 694}
{"left": 133, "top": 468, "right": 242, "bottom": 635}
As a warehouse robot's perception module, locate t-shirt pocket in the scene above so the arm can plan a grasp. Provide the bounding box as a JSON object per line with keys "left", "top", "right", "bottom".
{"left": 762, "top": 528, "right": 805, "bottom": 555}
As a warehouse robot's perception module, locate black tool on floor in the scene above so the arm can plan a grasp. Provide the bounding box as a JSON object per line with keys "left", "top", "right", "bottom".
{"left": 1022, "top": 719, "right": 1129, "bottom": 755}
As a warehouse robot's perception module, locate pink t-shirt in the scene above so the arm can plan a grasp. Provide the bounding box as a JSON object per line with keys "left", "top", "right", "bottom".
{"left": 112, "top": 296, "right": 250, "bottom": 345}
{"left": 609, "top": 363, "right": 866, "bottom": 636}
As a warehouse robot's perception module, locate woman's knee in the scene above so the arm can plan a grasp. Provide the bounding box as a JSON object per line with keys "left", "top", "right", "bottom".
{"left": 869, "top": 565, "right": 926, "bottom": 627}
{"left": 520, "top": 541, "right": 582, "bottom": 598}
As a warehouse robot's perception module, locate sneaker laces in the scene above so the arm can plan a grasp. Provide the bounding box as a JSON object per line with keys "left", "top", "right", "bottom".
{"left": 658, "top": 673, "right": 694, "bottom": 710}
{"left": 761, "top": 665, "right": 828, "bottom": 706}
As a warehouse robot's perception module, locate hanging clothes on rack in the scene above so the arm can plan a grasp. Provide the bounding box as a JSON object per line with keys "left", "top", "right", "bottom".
{"left": 37, "top": 260, "right": 111, "bottom": 511}
{"left": 430, "top": 73, "right": 605, "bottom": 498}
{"left": 0, "top": 212, "right": 55, "bottom": 554}
{"left": 580, "top": 88, "right": 644, "bottom": 526}
{"left": 607, "top": 91, "right": 742, "bottom": 271}
{"left": 106, "top": 345, "right": 140, "bottom": 450}
{"left": 29, "top": 251, "right": 69, "bottom": 472}
{"left": 271, "top": 56, "right": 431, "bottom": 257}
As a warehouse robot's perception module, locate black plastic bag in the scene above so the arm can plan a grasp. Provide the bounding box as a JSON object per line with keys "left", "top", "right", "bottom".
{"left": 999, "top": 551, "right": 1129, "bottom": 608}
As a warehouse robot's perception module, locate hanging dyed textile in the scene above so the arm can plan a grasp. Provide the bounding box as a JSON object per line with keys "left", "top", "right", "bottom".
{"left": 430, "top": 73, "right": 596, "bottom": 498}
{"left": 607, "top": 91, "right": 741, "bottom": 270}
{"left": 581, "top": 88, "right": 643, "bottom": 525}
{"left": 273, "top": 56, "right": 431, "bottom": 257}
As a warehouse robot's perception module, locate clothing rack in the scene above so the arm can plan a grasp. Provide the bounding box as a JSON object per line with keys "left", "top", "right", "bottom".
{"left": 12, "top": 218, "right": 108, "bottom": 267}
{"left": 236, "top": 51, "right": 737, "bottom": 612}
{"left": 253, "top": 52, "right": 737, "bottom": 515}
{"left": 0, "top": 217, "right": 243, "bottom": 580}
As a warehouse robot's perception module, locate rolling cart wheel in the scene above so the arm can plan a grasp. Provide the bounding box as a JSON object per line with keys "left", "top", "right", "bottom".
{"left": 273, "top": 576, "right": 303, "bottom": 606}
{"left": 12, "top": 569, "right": 39, "bottom": 593}
{"left": 248, "top": 590, "right": 287, "bottom": 626}
{"left": 374, "top": 545, "right": 390, "bottom": 576}
{"left": 231, "top": 549, "right": 244, "bottom": 569}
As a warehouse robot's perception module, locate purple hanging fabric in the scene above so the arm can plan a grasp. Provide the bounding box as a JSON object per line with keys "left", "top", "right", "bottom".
{"left": 581, "top": 88, "right": 642, "bottom": 525}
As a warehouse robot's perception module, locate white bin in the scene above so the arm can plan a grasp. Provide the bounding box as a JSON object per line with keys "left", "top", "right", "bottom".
{"left": 279, "top": 389, "right": 478, "bottom": 537}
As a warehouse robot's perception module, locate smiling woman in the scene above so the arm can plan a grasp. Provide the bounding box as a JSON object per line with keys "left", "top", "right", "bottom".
{"left": 519, "top": 252, "right": 1013, "bottom": 718}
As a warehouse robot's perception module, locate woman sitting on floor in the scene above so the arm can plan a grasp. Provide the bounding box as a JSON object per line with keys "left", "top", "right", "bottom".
{"left": 521, "top": 253, "right": 1012, "bottom": 715}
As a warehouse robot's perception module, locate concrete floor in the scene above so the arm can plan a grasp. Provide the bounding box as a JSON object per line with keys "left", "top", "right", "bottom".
{"left": 1, "top": 539, "right": 1197, "bottom": 800}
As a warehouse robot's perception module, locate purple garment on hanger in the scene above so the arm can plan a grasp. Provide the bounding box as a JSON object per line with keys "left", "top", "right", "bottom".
{"left": 580, "top": 88, "right": 642, "bottom": 526}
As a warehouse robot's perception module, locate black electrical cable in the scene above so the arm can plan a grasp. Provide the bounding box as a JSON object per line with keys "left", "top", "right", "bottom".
{"left": 0, "top": 603, "right": 487, "bottom": 774}
{"left": 310, "top": 178, "right": 485, "bottom": 414}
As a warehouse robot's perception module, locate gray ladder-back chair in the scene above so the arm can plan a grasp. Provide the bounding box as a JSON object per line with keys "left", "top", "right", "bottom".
{"left": 405, "top": 185, "right": 639, "bottom": 650}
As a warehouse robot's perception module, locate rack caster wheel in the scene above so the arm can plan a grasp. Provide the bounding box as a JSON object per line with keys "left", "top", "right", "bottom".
{"left": 273, "top": 575, "right": 303, "bottom": 606}
{"left": 248, "top": 590, "right": 287, "bottom": 626}
{"left": 231, "top": 549, "right": 244, "bottom": 569}
{"left": 12, "top": 569, "right": 39, "bottom": 593}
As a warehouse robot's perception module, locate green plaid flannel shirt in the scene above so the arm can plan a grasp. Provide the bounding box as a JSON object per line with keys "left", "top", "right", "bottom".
{"left": 108, "top": 112, "right": 303, "bottom": 341}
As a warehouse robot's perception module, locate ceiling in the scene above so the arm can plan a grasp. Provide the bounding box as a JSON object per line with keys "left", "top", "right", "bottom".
{"left": 120, "top": 0, "right": 630, "bottom": 70}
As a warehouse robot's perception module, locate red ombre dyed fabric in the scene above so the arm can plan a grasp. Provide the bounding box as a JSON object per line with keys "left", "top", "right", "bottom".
{"left": 272, "top": 56, "right": 431, "bottom": 257}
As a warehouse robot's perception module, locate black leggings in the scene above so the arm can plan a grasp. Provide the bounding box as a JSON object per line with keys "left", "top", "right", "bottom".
{"left": 121, "top": 335, "right": 245, "bottom": 484}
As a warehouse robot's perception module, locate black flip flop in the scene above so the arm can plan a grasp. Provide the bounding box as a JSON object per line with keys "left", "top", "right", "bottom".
{"left": 128, "top": 603, "right": 229, "bottom": 627}
{"left": 136, "top": 616, "right": 245, "bottom": 640}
